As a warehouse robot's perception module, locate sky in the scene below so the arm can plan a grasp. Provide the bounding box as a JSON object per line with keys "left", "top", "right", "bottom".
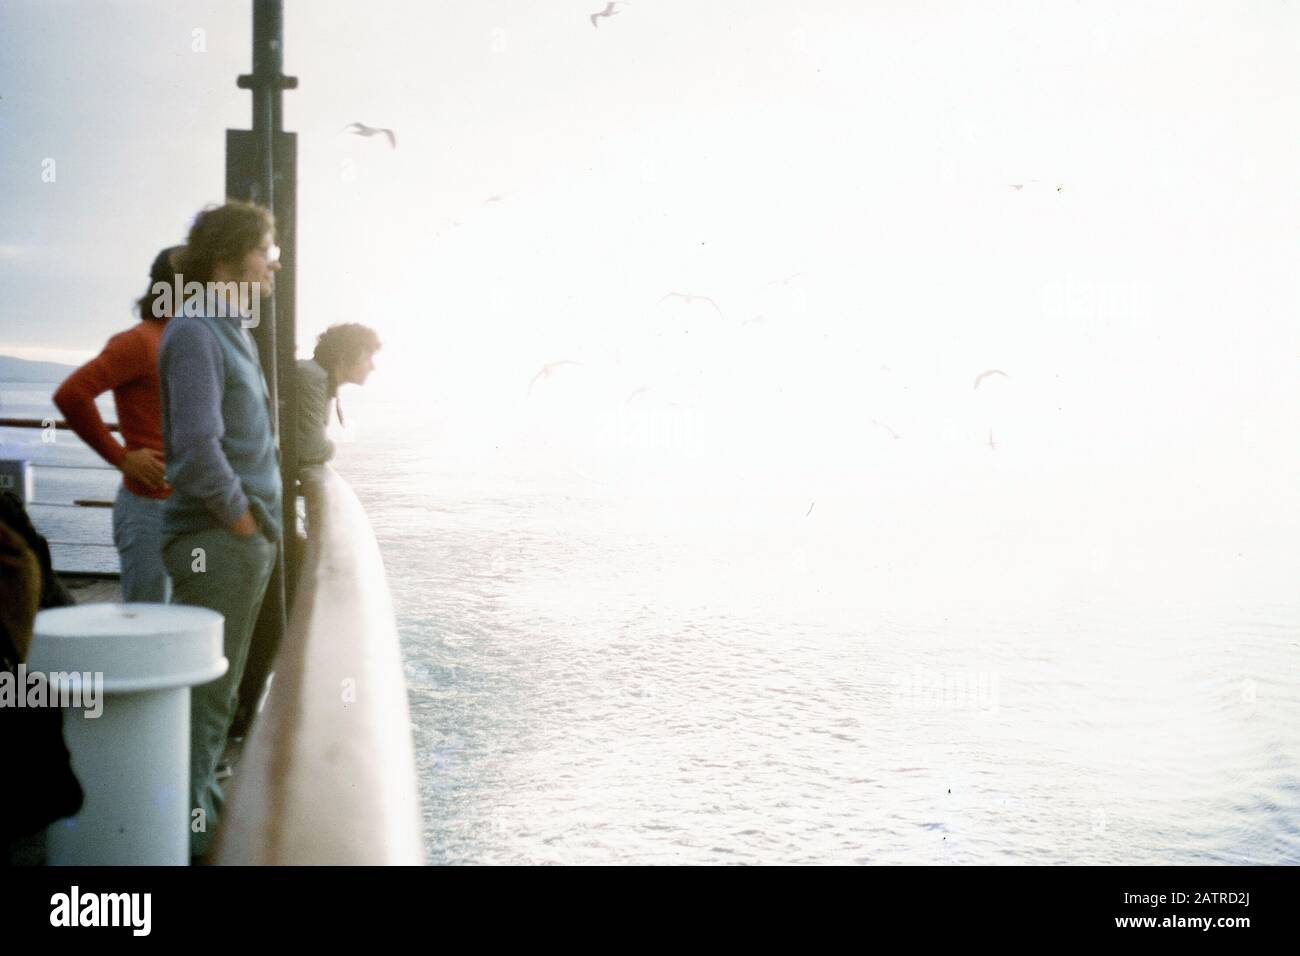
{"left": 2, "top": 0, "right": 1299, "bottom": 595}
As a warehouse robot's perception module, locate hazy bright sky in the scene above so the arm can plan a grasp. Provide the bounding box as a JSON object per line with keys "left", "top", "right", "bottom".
{"left": 2, "top": 0, "right": 1299, "bottom": 592}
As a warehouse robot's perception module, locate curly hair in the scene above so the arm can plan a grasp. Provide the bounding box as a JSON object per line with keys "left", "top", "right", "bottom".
{"left": 178, "top": 201, "right": 275, "bottom": 286}
{"left": 312, "top": 323, "right": 381, "bottom": 425}
{"left": 312, "top": 323, "right": 382, "bottom": 376}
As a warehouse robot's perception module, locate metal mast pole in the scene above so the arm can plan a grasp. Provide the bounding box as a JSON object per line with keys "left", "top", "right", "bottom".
{"left": 229, "top": 0, "right": 300, "bottom": 733}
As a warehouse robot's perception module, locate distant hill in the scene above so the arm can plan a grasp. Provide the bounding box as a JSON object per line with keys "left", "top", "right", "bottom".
{"left": 0, "top": 355, "right": 76, "bottom": 384}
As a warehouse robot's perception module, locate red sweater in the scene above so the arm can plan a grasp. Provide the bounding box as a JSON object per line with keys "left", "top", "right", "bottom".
{"left": 53, "top": 320, "right": 171, "bottom": 500}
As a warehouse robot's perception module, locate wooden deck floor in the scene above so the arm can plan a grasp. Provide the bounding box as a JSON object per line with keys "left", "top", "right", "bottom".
{"left": 61, "top": 575, "right": 121, "bottom": 604}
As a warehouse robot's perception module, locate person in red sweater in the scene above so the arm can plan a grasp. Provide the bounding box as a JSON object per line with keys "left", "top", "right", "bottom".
{"left": 53, "top": 246, "right": 183, "bottom": 602}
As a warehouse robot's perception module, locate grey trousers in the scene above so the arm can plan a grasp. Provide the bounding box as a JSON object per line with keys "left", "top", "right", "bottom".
{"left": 163, "top": 526, "right": 275, "bottom": 858}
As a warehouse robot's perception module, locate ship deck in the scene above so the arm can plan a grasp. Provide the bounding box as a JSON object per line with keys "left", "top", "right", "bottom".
{"left": 62, "top": 575, "right": 121, "bottom": 604}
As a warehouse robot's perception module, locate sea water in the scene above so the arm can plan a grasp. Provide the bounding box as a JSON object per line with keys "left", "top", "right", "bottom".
{"left": 336, "top": 393, "right": 1300, "bottom": 865}
{"left": 7, "top": 383, "right": 1299, "bottom": 865}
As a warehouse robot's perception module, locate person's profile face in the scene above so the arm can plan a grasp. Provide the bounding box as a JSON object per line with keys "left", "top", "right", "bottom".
{"left": 341, "top": 349, "right": 376, "bottom": 386}
{"left": 238, "top": 232, "right": 280, "bottom": 296}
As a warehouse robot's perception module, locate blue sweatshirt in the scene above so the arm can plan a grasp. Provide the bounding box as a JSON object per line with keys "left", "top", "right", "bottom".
{"left": 159, "top": 313, "right": 283, "bottom": 542}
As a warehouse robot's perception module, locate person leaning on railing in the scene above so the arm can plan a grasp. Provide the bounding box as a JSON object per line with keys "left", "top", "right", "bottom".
{"left": 157, "top": 201, "right": 283, "bottom": 861}
{"left": 52, "top": 246, "right": 184, "bottom": 603}
{"left": 296, "top": 323, "right": 381, "bottom": 467}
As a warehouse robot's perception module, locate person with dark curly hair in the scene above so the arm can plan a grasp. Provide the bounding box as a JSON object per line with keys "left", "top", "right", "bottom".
{"left": 296, "top": 323, "right": 381, "bottom": 466}
{"left": 157, "top": 200, "right": 282, "bottom": 859}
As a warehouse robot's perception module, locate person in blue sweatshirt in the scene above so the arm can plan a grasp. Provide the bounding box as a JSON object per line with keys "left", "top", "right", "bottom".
{"left": 158, "top": 201, "right": 282, "bottom": 860}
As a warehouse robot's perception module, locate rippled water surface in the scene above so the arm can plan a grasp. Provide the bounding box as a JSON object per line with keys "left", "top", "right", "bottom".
{"left": 8, "top": 388, "right": 1299, "bottom": 865}
{"left": 335, "top": 410, "right": 1300, "bottom": 866}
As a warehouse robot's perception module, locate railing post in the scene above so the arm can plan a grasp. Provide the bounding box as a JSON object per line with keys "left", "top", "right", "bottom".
{"left": 0, "top": 458, "right": 34, "bottom": 504}
{"left": 29, "top": 604, "right": 227, "bottom": 865}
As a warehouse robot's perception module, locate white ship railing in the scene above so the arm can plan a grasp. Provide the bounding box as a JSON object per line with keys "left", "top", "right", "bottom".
{"left": 215, "top": 464, "right": 424, "bottom": 864}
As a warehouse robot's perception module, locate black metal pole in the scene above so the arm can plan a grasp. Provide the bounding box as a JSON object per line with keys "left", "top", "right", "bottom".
{"left": 229, "top": 0, "right": 300, "bottom": 734}
{"left": 251, "top": 1, "right": 279, "bottom": 432}
{"left": 248, "top": 2, "right": 284, "bottom": 655}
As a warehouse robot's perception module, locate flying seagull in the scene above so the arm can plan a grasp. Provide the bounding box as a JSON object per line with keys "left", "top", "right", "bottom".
{"left": 590, "top": 2, "right": 626, "bottom": 28}
{"left": 871, "top": 419, "right": 901, "bottom": 440}
{"left": 805, "top": 501, "right": 815, "bottom": 518}
{"left": 973, "top": 369, "right": 1009, "bottom": 390}
{"left": 528, "top": 360, "right": 583, "bottom": 395}
{"left": 340, "top": 122, "right": 396, "bottom": 149}
{"left": 768, "top": 272, "right": 807, "bottom": 286}
{"left": 624, "top": 385, "right": 651, "bottom": 406}
{"left": 659, "top": 292, "right": 725, "bottom": 319}
{"left": 1007, "top": 179, "right": 1064, "bottom": 192}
